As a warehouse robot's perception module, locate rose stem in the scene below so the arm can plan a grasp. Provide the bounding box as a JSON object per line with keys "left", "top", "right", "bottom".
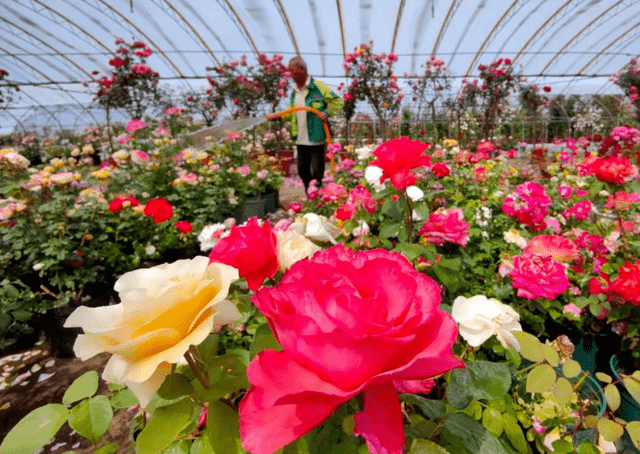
{"left": 185, "top": 351, "right": 209, "bottom": 389}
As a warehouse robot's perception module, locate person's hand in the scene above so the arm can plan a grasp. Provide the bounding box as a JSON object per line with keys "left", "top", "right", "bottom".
{"left": 266, "top": 113, "right": 278, "bottom": 121}
{"left": 318, "top": 112, "right": 328, "bottom": 122}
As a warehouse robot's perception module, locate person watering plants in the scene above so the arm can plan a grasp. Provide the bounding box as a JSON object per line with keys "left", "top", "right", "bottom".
{"left": 267, "top": 56, "right": 344, "bottom": 193}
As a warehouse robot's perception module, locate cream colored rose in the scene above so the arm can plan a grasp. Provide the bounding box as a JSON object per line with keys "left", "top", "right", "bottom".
{"left": 451, "top": 295, "right": 522, "bottom": 350}
{"left": 64, "top": 256, "right": 240, "bottom": 407}
{"left": 275, "top": 229, "right": 321, "bottom": 272}
{"left": 291, "top": 213, "right": 340, "bottom": 244}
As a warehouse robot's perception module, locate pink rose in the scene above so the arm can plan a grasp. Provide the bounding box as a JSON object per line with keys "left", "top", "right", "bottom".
{"left": 510, "top": 255, "right": 570, "bottom": 300}
{"left": 125, "top": 119, "right": 147, "bottom": 133}
{"left": 240, "top": 246, "right": 463, "bottom": 454}
{"left": 208, "top": 217, "right": 278, "bottom": 291}
{"left": 418, "top": 208, "right": 470, "bottom": 247}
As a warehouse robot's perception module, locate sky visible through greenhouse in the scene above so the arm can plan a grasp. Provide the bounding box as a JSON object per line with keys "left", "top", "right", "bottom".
{"left": 1, "top": 0, "right": 639, "bottom": 133}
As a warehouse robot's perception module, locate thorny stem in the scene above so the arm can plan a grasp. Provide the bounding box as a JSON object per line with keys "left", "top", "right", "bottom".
{"left": 185, "top": 351, "right": 209, "bottom": 389}
{"left": 405, "top": 193, "right": 414, "bottom": 243}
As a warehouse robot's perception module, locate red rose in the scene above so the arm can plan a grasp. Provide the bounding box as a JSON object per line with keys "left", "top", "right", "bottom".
{"left": 109, "top": 197, "right": 124, "bottom": 213}
{"left": 143, "top": 198, "right": 173, "bottom": 223}
{"left": 418, "top": 208, "right": 470, "bottom": 247}
{"left": 432, "top": 162, "right": 451, "bottom": 178}
{"left": 240, "top": 246, "right": 463, "bottom": 454}
{"left": 510, "top": 255, "right": 569, "bottom": 300}
{"left": 370, "top": 137, "right": 431, "bottom": 190}
{"left": 174, "top": 221, "right": 193, "bottom": 234}
{"left": 587, "top": 156, "right": 638, "bottom": 184}
{"left": 523, "top": 235, "right": 579, "bottom": 263}
{"left": 543, "top": 85, "right": 551, "bottom": 92}
{"left": 334, "top": 203, "right": 356, "bottom": 221}
{"left": 611, "top": 260, "right": 640, "bottom": 306}
{"left": 208, "top": 217, "right": 278, "bottom": 291}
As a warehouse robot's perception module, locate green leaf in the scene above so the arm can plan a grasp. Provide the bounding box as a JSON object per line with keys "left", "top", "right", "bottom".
{"left": 447, "top": 361, "right": 511, "bottom": 409}
{"left": 3, "top": 284, "right": 19, "bottom": 298}
{"left": 381, "top": 198, "right": 403, "bottom": 220}
{"left": 157, "top": 373, "right": 195, "bottom": 400}
{"left": 206, "top": 400, "right": 241, "bottom": 454}
{"left": 623, "top": 376, "right": 640, "bottom": 405}
{"left": 596, "top": 418, "right": 623, "bottom": 442}
{"left": 604, "top": 384, "right": 621, "bottom": 411}
{"left": 576, "top": 441, "right": 600, "bottom": 454}
{"left": 379, "top": 222, "right": 402, "bottom": 239}
{"left": 0, "top": 404, "right": 69, "bottom": 454}
{"left": 94, "top": 443, "right": 118, "bottom": 454}
{"left": 110, "top": 389, "right": 139, "bottom": 409}
{"left": 554, "top": 377, "right": 573, "bottom": 406}
{"left": 342, "top": 415, "right": 355, "bottom": 436}
{"left": 190, "top": 438, "right": 215, "bottom": 454}
{"left": 443, "top": 413, "right": 511, "bottom": 454}
{"left": 542, "top": 344, "right": 559, "bottom": 367}
{"left": 11, "top": 310, "right": 32, "bottom": 322}
{"left": 63, "top": 371, "right": 99, "bottom": 406}
{"left": 562, "top": 360, "right": 581, "bottom": 379}
{"left": 392, "top": 243, "right": 427, "bottom": 262}
{"left": 512, "top": 332, "right": 544, "bottom": 363}
{"left": 197, "top": 334, "right": 220, "bottom": 366}
{"left": 502, "top": 412, "right": 529, "bottom": 453}
{"left": 68, "top": 396, "right": 113, "bottom": 445}
{"left": 409, "top": 438, "right": 451, "bottom": 454}
{"left": 589, "top": 180, "right": 603, "bottom": 196}
{"left": 526, "top": 364, "right": 556, "bottom": 394}
{"left": 551, "top": 439, "right": 573, "bottom": 452}
{"left": 401, "top": 395, "right": 447, "bottom": 419}
{"left": 595, "top": 372, "right": 612, "bottom": 383}
{"left": 137, "top": 398, "right": 195, "bottom": 454}
{"left": 626, "top": 421, "right": 640, "bottom": 449}
{"left": 482, "top": 408, "right": 504, "bottom": 437}
{"left": 161, "top": 440, "right": 191, "bottom": 454}
{"left": 249, "top": 322, "right": 282, "bottom": 360}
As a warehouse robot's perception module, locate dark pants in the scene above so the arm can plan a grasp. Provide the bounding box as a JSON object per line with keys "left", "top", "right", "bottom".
{"left": 296, "top": 144, "right": 326, "bottom": 192}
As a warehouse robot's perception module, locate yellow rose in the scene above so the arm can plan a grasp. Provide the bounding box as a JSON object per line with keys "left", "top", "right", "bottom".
{"left": 64, "top": 257, "right": 240, "bottom": 407}
{"left": 275, "top": 229, "right": 321, "bottom": 272}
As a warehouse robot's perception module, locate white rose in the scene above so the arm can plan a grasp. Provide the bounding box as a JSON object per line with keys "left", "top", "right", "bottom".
{"left": 352, "top": 220, "right": 370, "bottom": 237}
{"left": 406, "top": 185, "right": 424, "bottom": 202}
{"left": 64, "top": 256, "right": 240, "bottom": 407}
{"left": 503, "top": 229, "right": 528, "bottom": 249}
{"left": 33, "top": 263, "right": 45, "bottom": 271}
{"left": 364, "top": 166, "right": 385, "bottom": 192}
{"left": 452, "top": 295, "right": 522, "bottom": 350}
{"left": 275, "top": 229, "right": 321, "bottom": 272}
{"left": 301, "top": 213, "right": 339, "bottom": 244}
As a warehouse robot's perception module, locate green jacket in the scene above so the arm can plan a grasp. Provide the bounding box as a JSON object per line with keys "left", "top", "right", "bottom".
{"left": 288, "top": 77, "right": 344, "bottom": 143}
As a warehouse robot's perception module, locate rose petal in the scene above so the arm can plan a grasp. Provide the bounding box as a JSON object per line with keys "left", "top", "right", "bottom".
{"left": 354, "top": 381, "right": 405, "bottom": 454}
{"left": 239, "top": 350, "right": 352, "bottom": 454}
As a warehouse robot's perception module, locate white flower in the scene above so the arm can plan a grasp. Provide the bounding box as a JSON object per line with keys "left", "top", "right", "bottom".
{"left": 475, "top": 207, "right": 492, "bottom": 227}
{"left": 503, "top": 229, "right": 528, "bottom": 249}
{"left": 64, "top": 257, "right": 240, "bottom": 407}
{"left": 352, "top": 220, "right": 370, "bottom": 237}
{"left": 292, "top": 213, "right": 339, "bottom": 244}
{"left": 33, "top": 263, "right": 44, "bottom": 271}
{"left": 412, "top": 210, "right": 423, "bottom": 222}
{"left": 145, "top": 245, "right": 156, "bottom": 256}
{"left": 197, "top": 223, "right": 227, "bottom": 252}
{"left": 452, "top": 295, "right": 522, "bottom": 350}
{"left": 364, "top": 166, "right": 385, "bottom": 192}
{"left": 406, "top": 186, "right": 424, "bottom": 202}
{"left": 355, "top": 144, "right": 375, "bottom": 161}
{"left": 275, "top": 229, "right": 321, "bottom": 272}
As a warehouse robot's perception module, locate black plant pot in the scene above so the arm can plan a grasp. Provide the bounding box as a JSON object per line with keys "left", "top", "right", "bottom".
{"left": 43, "top": 306, "right": 83, "bottom": 358}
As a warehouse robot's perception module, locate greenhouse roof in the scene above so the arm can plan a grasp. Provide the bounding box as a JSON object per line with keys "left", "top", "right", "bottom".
{"left": 1, "top": 0, "right": 638, "bottom": 133}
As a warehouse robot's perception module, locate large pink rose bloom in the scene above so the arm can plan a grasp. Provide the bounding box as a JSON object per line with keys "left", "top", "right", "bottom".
{"left": 510, "top": 255, "right": 570, "bottom": 300}
{"left": 208, "top": 217, "right": 278, "bottom": 291}
{"left": 418, "top": 207, "right": 470, "bottom": 247}
{"left": 240, "top": 246, "right": 463, "bottom": 454}
{"left": 523, "top": 235, "right": 579, "bottom": 263}
{"left": 502, "top": 181, "right": 552, "bottom": 231}
{"left": 370, "top": 136, "right": 432, "bottom": 190}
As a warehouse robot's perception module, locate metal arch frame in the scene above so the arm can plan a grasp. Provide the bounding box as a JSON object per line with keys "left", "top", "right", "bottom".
{"left": 493, "top": 0, "right": 551, "bottom": 60}
{"left": 0, "top": 35, "right": 77, "bottom": 81}
{"left": 2, "top": 76, "right": 65, "bottom": 131}
{"left": 511, "top": 0, "right": 575, "bottom": 67}
{"left": 175, "top": 0, "right": 231, "bottom": 60}
{"left": 576, "top": 21, "right": 640, "bottom": 76}
{"left": 1, "top": 107, "right": 29, "bottom": 134}
{"left": 465, "top": 0, "right": 525, "bottom": 77}
{"left": 218, "top": 0, "right": 260, "bottom": 56}
{"left": 359, "top": 0, "right": 371, "bottom": 45}
{"left": 539, "top": 0, "right": 627, "bottom": 76}
{"left": 159, "top": 0, "right": 221, "bottom": 66}
{"left": 306, "top": 0, "right": 327, "bottom": 74}
{"left": 0, "top": 44, "right": 99, "bottom": 124}
{"left": 447, "top": 0, "right": 488, "bottom": 67}
{"left": 431, "top": 0, "right": 460, "bottom": 57}
{"left": 390, "top": 0, "right": 407, "bottom": 54}
{"left": 272, "top": 0, "right": 301, "bottom": 56}
{"left": 335, "top": 0, "right": 347, "bottom": 62}
{"left": 88, "top": 0, "right": 188, "bottom": 79}
{"left": 0, "top": 17, "right": 92, "bottom": 80}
